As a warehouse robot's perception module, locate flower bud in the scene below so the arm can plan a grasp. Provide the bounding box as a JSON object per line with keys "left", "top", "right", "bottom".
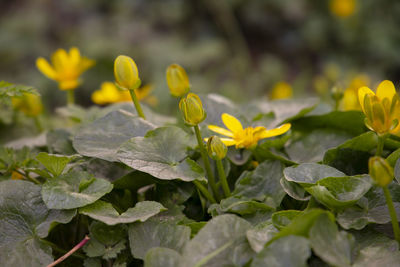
{"left": 369, "top": 156, "right": 394, "bottom": 187}
{"left": 166, "top": 64, "right": 190, "bottom": 97}
{"left": 114, "top": 55, "right": 141, "bottom": 90}
{"left": 207, "top": 136, "right": 227, "bottom": 160}
{"left": 331, "top": 86, "right": 344, "bottom": 102}
{"left": 179, "top": 93, "right": 206, "bottom": 126}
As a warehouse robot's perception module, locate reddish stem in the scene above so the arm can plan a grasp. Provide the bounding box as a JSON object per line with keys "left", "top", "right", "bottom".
{"left": 46, "top": 235, "right": 90, "bottom": 267}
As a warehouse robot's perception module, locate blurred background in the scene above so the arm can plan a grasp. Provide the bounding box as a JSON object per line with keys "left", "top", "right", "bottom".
{"left": 1, "top": 0, "right": 400, "bottom": 112}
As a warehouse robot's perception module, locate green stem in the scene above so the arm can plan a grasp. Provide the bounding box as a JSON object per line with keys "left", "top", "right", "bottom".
{"left": 33, "top": 116, "right": 43, "bottom": 132}
{"left": 376, "top": 135, "right": 386, "bottom": 156}
{"left": 15, "top": 169, "right": 41, "bottom": 185}
{"left": 382, "top": 186, "right": 400, "bottom": 245}
{"left": 194, "top": 125, "right": 220, "bottom": 201}
{"left": 67, "top": 90, "right": 75, "bottom": 106}
{"left": 129, "top": 89, "right": 146, "bottom": 119}
{"left": 216, "top": 159, "right": 231, "bottom": 198}
{"left": 193, "top": 181, "right": 216, "bottom": 203}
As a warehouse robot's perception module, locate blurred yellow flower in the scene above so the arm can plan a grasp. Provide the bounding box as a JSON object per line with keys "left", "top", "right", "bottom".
{"left": 342, "top": 74, "right": 370, "bottom": 111}
{"left": 92, "top": 82, "right": 157, "bottom": 106}
{"left": 166, "top": 64, "right": 190, "bottom": 97}
{"left": 270, "top": 81, "right": 293, "bottom": 100}
{"left": 330, "top": 0, "right": 356, "bottom": 18}
{"left": 313, "top": 75, "right": 330, "bottom": 95}
{"left": 12, "top": 93, "right": 43, "bottom": 117}
{"left": 36, "top": 47, "right": 95, "bottom": 90}
{"left": 358, "top": 80, "right": 400, "bottom": 136}
{"left": 207, "top": 113, "right": 291, "bottom": 149}
{"left": 11, "top": 171, "right": 24, "bottom": 180}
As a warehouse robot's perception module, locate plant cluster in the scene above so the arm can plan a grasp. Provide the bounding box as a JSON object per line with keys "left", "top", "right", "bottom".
{"left": 1, "top": 48, "right": 400, "bottom": 267}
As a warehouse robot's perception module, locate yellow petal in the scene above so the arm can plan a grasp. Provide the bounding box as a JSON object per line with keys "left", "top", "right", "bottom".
{"left": 208, "top": 125, "right": 234, "bottom": 137}
{"left": 59, "top": 79, "right": 80, "bottom": 90}
{"left": 258, "top": 123, "right": 291, "bottom": 139}
{"left": 69, "top": 47, "right": 81, "bottom": 66}
{"left": 222, "top": 113, "right": 243, "bottom": 133}
{"left": 79, "top": 58, "right": 95, "bottom": 72}
{"left": 36, "top": 58, "right": 57, "bottom": 80}
{"left": 219, "top": 138, "right": 236, "bottom": 147}
{"left": 376, "top": 80, "right": 396, "bottom": 102}
{"left": 51, "top": 49, "right": 69, "bottom": 71}
{"left": 358, "top": 86, "right": 375, "bottom": 114}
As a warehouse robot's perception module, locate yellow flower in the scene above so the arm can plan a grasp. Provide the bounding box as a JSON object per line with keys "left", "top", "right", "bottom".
{"left": 114, "top": 55, "right": 141, "bottom": 90}
{"left": 11, "top": 171, "right": 24, "bottom": 180}
{"left": 179, "top": 93, "right": 206, "bottom": 126}
{"left": 36, "top": 47, "right": 95, "bottom": 90}
{"left": 342, "top": 74, "right": 370, "bottom": 111}
{"left": 207, "top": 113, "right": 291, "bottom": 149}
{"left": 12, "top": 93, "right": 43, "bottom": 117}
{"left": 358, "top": 80, "right": 400, "bottom": 135}
{"left": 369, "top": 156, "right": 394, "bottom": 187}
{"left": 330, "top": 0, "right": 356, "bottom": 18}
{"left": 166, "top": 64, "right": 190, "bottom": 97}
{"left": 92, "top": 82, "right": 156, "bottom": 105}
{"left": 270, "top": 81, "right": 293, "bottom": 100}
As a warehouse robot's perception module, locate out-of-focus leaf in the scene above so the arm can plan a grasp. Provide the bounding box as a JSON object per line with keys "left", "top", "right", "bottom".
{"left": 144, "top": 247, "right": 181, "bottom": 267}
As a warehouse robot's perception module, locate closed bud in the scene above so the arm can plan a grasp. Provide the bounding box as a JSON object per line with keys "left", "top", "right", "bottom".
{"left": 331, "top": 86, "right": 344, "bottom": 102}
{"left": 166, "top": 64, "right": 190, "bottom": 97}
{"left": 114, "top": 55, "right": 141, "bottom": 90}
{"left": 369, "top": 156, "right": 394, "bottom": 187}
{"left": 207, "top": 136, "right": 227, "bottom": 160}
{"left": 179, "top": 93, "right": 206, "bottom": 126}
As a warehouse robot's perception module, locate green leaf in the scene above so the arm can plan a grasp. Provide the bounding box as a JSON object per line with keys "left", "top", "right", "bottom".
{"left": 36, "top": 152, "right": 79, "bottom": 177}
{"left": 323, "top": 132, "right": 378, "bottom": 175}
{"left": 294, "top": 110, "right": 367, "bottom": 136}
{"left": 84, "top": 238, "right": 126, "bottom": 260}
{"left": 0, "top": 80, "right": 39, "bottom": 99}
{"left": 80, "top": 200, "right": 166, "bottom": 225}
{"left": 272, "top": 210, "right": 302, "bottom": 230}
{"left": 73, "top": 110, "right": 156, "bottom": 162}
{"left": 353, "top": 246, "right": 400, "bottom": 267}
{"left": 268, "top": 209, "right": 335, "bottom": 244}
{"left": 0, "top": 180, "right": 76, "bottom": 266}
{"left": 395, "top": 158, "right": 400, "bottom": 183}
{"left": 309, "top": 214, "right": 354, "bottom": 267}
{"left": 233, "top": 160, "right": 285, "bottom": 208}
{"left": 117, "top": 126, "right": 205, "bottom": 182}
{"left": 337, "top": 183, "right": 400, "bottom": 229}
{"left": 144, "top": 247, "right": 181, "bottom": 267}
{"left": 46, "top": 129, "right": 76, "bottom": 155}
{"left": 246, "top": 221, "right": 278, "bottom": 253}
{"left": 306, "top": 175, "right": 372, "bottom": 209}
{"left": 251, "top": 235, "right": 311, "bottom": 267}
{"left": 209, "top": 196, "right": 274, "bottom": 216}
{"left": 283, "top": 163, "right": 345, "bottom": 185}
{"left": 285, "top": 129, "right": 351, "bottom": 163}
{"left": 128, "top": 219, "right": 191, "bottom": 260}
{"left": 41, "top": 171, "right": 113, "bottom": 209}
{"left": 180, "top": 214, "right": 254, "bottom": 267}
{"left": 280, "top": 177, "right": 310, "bottom": 201}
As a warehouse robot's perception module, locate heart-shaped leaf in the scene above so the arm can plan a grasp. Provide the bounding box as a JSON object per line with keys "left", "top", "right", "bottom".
{"left": 117, "top": 126, "right": 205, "bottom": 182}
{"left": 41, "top": 171, "right": 113, "bottom": 209}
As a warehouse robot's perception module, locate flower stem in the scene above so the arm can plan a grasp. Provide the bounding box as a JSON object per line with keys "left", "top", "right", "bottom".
{"left": 33, "top": 116, "right": 43, "bottom": 132}
{"left": 67, "top": 90, "right": 75, "bottom": 106}
{"left": 382, "top": 186, "right": 400, "bottom": 245}
{"left": 194, "top": 125, "right": 220, "bottom": 201}
{"left": 376, "top": 135, "right": 386, "bottom": 157}
{"left": 129, "top": 89, "right": 146, "bottom": 119}
{"left": 216, "top": 159, "right": 231, "bottom": 198}
{"left": 46, "top": 235, "right": 90, "bottom": 267}
{"left": 193, "top": 180, "right": 216, "bottom": 203}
